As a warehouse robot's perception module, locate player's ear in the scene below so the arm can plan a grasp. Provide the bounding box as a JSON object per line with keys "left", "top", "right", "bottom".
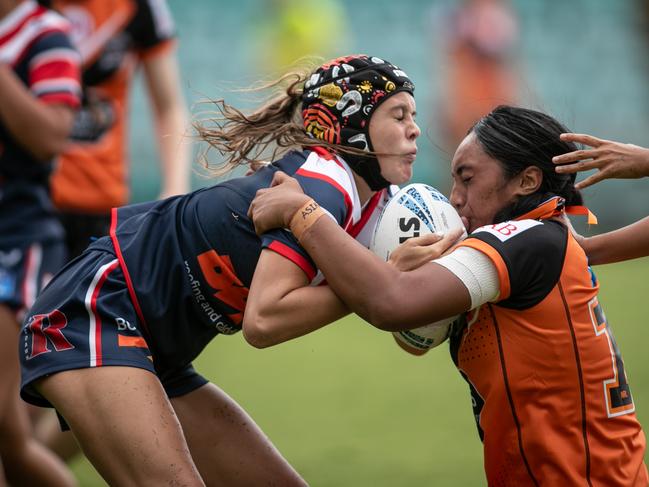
{"left": 516, "top": 166, "right": 542, "bottom": 196}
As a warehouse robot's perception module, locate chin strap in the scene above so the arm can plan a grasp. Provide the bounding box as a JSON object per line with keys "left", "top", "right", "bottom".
{"left": 344, "top": 153, "right": 390, "bottom": 191}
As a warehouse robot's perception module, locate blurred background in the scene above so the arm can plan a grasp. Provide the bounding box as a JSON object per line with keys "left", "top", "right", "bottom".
{"left": 131, "top": 0, "right": 649, "bottom": 231}
{"left": 74, "top": 0, "right": 649, "bottom": 485}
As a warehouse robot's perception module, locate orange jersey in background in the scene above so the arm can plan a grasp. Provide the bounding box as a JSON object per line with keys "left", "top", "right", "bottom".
{"left": 50, "top": 0, "right": 175, "bottom": 213}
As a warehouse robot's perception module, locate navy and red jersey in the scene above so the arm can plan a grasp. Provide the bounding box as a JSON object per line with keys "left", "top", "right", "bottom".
{"left": 0, "top": 0, "right": 81, "bottom": 246}
{"left": 87, "top": 148, "right": 394, "bottom": 371}
{"left": 50, "top": 0, "right": 177, "bottom": 212}
{"left": 449, "top": 199, "right": 647, "bottom": 486}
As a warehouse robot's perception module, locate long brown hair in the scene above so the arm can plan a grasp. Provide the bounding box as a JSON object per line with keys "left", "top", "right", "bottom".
{"left": 193, "top": 66, "right": 372, "bottom": 176}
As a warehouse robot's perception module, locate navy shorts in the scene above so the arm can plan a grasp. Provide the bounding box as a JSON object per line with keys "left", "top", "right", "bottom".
{"left": 19, "top": 247, "right": 207, "bottom": 408}
{"left": 0, "top": 240, "right": 66, "bottom": 321}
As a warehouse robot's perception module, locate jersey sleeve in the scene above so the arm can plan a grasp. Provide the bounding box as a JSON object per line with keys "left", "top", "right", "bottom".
{"left": 456, "top": 219, "right": 568, "bottom": 309}
{"left": 28, "top": 31, "right": 81, "bottom": 108}
{"left": 130, "top": 0, "right": 176, "bottom": 57}
{"left": 260, "top": 154, "right": 353, "bottom": 281}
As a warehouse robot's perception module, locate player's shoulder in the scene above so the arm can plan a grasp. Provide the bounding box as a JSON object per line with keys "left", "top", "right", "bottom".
{"left": 470, "top": 218, "right": 565, "bottom": 247}
{"left": 2, "top": 3, "right": 73, "bottom": 62}
{"left": 466, "top": 218, "right": 568, "bottom": 267}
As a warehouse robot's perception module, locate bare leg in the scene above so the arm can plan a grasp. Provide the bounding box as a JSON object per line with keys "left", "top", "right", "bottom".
{"left": 32, "top": 407, "right": 81, "bottom": 462}
{"left": 0, "top": 305, "right": 76, "bottom": 487}
{"left": 172, "top": 383, "right": 307, "bottom": 487}
{"left": 37, "top": 366, "right": 205, "bottom": 487}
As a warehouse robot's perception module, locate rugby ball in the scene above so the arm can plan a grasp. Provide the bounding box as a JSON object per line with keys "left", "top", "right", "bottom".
{"left": 370, "top": 183, "right": 466, "bottom": 353}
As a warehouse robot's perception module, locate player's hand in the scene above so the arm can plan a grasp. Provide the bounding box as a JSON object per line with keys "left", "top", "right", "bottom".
{"left": 553, "top": 133, "right": 649, "bottom": 189}
{"left": 388, "top": 228, "right": 465, "bottom": 271}
{"left": 248, "top": 171, "right": 310, "bottom": 235}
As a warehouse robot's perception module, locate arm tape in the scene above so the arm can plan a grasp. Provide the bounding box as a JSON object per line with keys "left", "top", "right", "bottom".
{"left": 434, "top": 246, "right": 500, "bottom": 309}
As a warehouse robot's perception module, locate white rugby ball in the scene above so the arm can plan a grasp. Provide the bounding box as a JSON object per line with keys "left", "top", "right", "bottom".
{"left": 371, "top": 183, "right": 466, "bottom": 261}
{"left": 370, "top": 183, "right": 466, "bottom": 353}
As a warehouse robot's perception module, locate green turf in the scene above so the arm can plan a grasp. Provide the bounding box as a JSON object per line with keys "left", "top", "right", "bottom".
{"left": 70, "top": 258, "right": 649, "bottom": 486}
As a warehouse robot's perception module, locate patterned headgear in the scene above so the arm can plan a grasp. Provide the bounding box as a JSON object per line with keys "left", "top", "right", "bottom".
{"left": 301, "top": 55, "right": 415, "bottom": 190}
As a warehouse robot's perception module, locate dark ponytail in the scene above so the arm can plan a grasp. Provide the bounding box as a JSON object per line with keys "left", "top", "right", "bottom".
{"left": 471, "top": 105, "right": 582, "bottom": 222}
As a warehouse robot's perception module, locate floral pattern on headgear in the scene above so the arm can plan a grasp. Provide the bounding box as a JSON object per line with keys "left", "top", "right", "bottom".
{"left": 301, "top": 54, "right": 415, "bottom": 153}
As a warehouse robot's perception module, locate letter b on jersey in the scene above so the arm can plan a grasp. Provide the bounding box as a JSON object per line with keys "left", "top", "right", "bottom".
{"left": 24, "top": 310, "right": 74, "bottom": 360}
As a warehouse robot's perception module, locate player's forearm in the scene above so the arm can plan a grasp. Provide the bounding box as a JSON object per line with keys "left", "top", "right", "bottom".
{"left": 583, "top": 216, "right": 649, "bottom": 265}
{"left": 143, "top": 50, "right": 191, "bottom": 197}
{"left": 243, "top": 285, "right": 349, "bottom": 348}
{"left": 155, "top": 103, "right": 190, "bottom": 196}
{"left": 296, "top": 216, "right": 406, "bottom": 329}
{"left": 0, "top": 65, "right": 73, "bottom": 161}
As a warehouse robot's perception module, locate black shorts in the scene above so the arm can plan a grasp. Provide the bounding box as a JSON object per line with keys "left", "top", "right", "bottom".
{"left": 19, "top": 246, "right": 207, "bottom": 408}
{"left": 0, "top": 240, "right": 66, "bottom": 321}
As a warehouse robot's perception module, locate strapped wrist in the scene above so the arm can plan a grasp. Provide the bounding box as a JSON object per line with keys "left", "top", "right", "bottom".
{"left": 289, "top": 199, "right": 326, "bottom": 241}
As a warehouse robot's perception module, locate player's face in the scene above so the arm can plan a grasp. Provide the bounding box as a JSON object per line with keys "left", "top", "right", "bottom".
{"left": 449, "top": 133, "right": 522, "bottom": 233}
{"left": 369, "top": 92, "right": 420, "bottom": 185}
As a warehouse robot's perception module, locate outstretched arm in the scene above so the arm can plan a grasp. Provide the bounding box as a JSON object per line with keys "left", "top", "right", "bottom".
{"left": 580, "top": 217, "right": 649, "bottom": 265}
{"left": 553, "top": 133, "right": 649, "bottom": 189}
{"left": 552, "top": 133, "right": 649, "bottom": 263}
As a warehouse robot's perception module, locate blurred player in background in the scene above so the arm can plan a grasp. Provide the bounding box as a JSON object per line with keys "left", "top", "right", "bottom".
{"left": 0, "top": 0, "right": 80, "bottom": 484}
{"left": 434, "top": 0, "right": 519, "bottom": 155}
{"left": 249, "top": 105, "right": 648, "bottom": 486}
{"left": 553, "top": 132, "right": 649, "bottom": 264}
{"left": 254, "top": 0, "right": 349, "bottom": 72}
{"left": 32, "top": 0, "right": 190, "bottom": 461}
{"left": 18, "top": 54, "right": 419, "bottom": 486}
{"left": 47, "top": 0, "right": 190, "bottom": 258}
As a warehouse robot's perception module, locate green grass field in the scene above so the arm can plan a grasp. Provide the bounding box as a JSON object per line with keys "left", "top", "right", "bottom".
{"left": 71, "top": 258, "right": 649, "bottom": 486}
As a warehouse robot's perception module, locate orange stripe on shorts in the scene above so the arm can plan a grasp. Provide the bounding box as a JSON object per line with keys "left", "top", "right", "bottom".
{"left": 117, "top": 335, "right": 148, "bottom": 348}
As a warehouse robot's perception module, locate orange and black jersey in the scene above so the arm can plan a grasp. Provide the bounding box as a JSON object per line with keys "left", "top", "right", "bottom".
{"left": 50, "top": 0, "right": 176, "bottom": 212}
{"left": 449, "top": 205, "right": 647, "bottom": 486}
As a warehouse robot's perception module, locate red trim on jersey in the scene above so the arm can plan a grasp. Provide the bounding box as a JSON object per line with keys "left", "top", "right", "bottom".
{"left": 295, "top": 167, "right": 352, "bottom": 220}
{"left": 310, "top": 146, "right": 335, "bottom": 160}
{"left": 347, "top": 190, "right": 383, "bottom": 238}
{"left": 89, "top": 260, "right": 120, "bottom": 367}
{"left": 109, "top": 208, "right": 151, "bottom": 338}
{"left": 267, "top": 241, "right": 317, "bottom": 282}
{"left": 30, "top": 58, "right": 79, "bottom": 85}
{"left": 10, "top": 27, "right": 70, "bottom": 68}
{"left": 0, "top": 3, "right": 43, "bottom": 46}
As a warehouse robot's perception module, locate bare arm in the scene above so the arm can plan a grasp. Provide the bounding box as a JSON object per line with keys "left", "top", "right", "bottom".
{"left": 0, "top": 65, "right": 74, "bottom": 161}
{"left": 553, "top": 133, "right": 649, "bottom": 189}
{"left": 141, "top": 50, "right": 190, "bottom": 197}
{"left": 552, "top": 133, "right": 649, "bottom": 262}
{"left": 248, "top": 173, "right": 471, "bottom": 331}
{"left": 243, "top": 248, "right": 350, "bottom": 348}
{"left": 580, "top": 216, "right": 649, "bottom": 265}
